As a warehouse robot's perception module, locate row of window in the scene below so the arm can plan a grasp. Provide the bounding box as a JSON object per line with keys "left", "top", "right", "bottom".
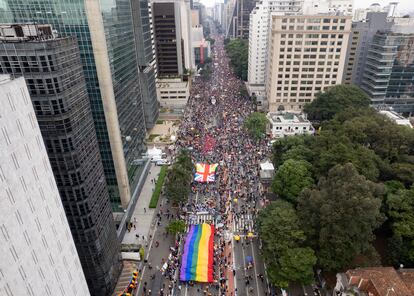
{"left": 276, "top": 66, "right": 339, "bottom": 72}
{"left": 278, "top": 54, "right": 341, "bottom": 60}
{"left": 281, "top": 25, "right": 346, "bottom": 31}
{"left": 280, "top": 40, "right": 342, "bottom": 46}
{"left": 278, "top": 60, "right": 338, "bottom": 66}
{"left": 279, "top": 47, "right": 342, "bottom": 53}
{"left": 281, "top": 18, "right": 347, "bottom": 24}
{"left": 279, "top": 33, "right": 344, "bottom": 39}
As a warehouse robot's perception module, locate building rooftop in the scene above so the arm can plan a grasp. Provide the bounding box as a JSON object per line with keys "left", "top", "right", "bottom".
{"left": 379, "top": 110, "right": 413, "bottom": 128}
{"left": 345, "top": 267, "right": 414, "bottom": 296}
{"left": 0, "top": 24, "right": 56, "bottom": 41}
{"left": 267, "top": 112, "right": 309, "bottom": 124}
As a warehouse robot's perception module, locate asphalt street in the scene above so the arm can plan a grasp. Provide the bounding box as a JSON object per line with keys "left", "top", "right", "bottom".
{"left": 136, "top": 22, "right": 272, "bottom": 296}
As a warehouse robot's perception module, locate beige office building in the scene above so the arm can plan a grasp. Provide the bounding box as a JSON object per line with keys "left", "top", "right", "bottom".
{"left": 266, "top": 15, "right": 352, "bottom": 112}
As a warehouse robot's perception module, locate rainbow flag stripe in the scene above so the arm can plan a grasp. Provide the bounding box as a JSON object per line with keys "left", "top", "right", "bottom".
{"left": 180, "top": 223, "right": 214, "bottom": 282}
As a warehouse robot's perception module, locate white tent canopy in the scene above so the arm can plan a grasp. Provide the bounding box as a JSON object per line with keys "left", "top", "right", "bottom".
{"left": 260, "top": 161, "right": 274, "bottom": 171}
{"left": 147, "top": 146, "right": 162, "bottom": 158}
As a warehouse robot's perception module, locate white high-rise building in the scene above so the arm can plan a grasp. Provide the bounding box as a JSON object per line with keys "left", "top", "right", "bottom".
{"left": 0, "top": 76, "right": 90, "bottom": 296}
{"left": 302, "top": 0, "right": 353, "bottom": 15}
{"left": 247, "top": 0, "right": 353, "bottom": 110}
{"left": 266, "top": 15, "right": 352, "bottom": 112}
{"left": 247, "top": 0, "right": 304, "bottom": 108}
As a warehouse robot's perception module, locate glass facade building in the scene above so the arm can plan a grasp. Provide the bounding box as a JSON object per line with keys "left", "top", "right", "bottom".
{"left": 132, "top": 0, "right": 159, "bottom": 128}
{"left": 0, "top": 33, "right": 121, "bottom": 295}
{"left": 1, "top": 0, "right": 147, "bottom": 211}
{"left": 361, "top": 31, "right": 414, "bottom": 114}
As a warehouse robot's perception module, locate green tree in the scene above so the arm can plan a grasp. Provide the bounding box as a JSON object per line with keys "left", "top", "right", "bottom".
{"left": 386, "top": 187, "right": 414, "bottom": 239}
{"left": 297, "top": 163, "right": 384, "bottom": 271}
{"left": 165, "top": 161, "right": 192, "bottom": 204}
{"left": 311, "top": 140, "right": 381, "bottom": 181}
{"left": 175, "top": 150, "right": 193, "bottom": 172}
{"left": 166, "top": 219, "right": 187, "bottom": 235}
{"left": 244, "top": 112, "right": 269, "bottom": 140}
{"left": 272, "top": 159, "right": 314, "bottom": 203}
{"left": 304, "top": 85, "right": 371, "bottom": 121}
{"left": 276, "top": 248, "right": 317, "bottom": 287}
{"left": 280, "top": 144, "right": 314, "bottom": 165}
{"left": 272, "top": 135, "right": 313, "bottom": 168}
{"left": 225, "top": 38, "right": 248, "bottom": 80}
{"left": 385, "top": 187, "right": 414, "bottom": 265}
{"left": 257, "top": 200, "right": 316, "bottom": 288}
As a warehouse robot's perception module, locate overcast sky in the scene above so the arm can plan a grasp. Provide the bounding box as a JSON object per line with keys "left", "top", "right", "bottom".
{"left": 201, "top": 0, "right": 413, "bottom": 14}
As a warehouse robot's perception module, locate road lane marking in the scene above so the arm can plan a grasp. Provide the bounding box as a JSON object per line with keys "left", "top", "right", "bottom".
{"left": 251, "top": 241, "right": 261, "bottom": 296}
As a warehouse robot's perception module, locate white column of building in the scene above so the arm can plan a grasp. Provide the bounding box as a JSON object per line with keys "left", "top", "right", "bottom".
{"left": 0, "top": 76, "right": 90, "bottom": 296}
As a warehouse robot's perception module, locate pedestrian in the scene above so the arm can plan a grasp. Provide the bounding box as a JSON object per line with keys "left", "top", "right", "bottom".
{"left": 144, "top": 207, "right": 146, "bottom": 213}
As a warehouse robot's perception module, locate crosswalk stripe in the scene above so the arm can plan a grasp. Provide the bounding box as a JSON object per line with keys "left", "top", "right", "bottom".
{"left": 234, "top": 213, "right": 255, "bottom": 234}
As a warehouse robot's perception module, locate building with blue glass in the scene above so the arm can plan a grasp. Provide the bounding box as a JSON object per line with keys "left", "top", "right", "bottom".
{"left": 1, "top": 0, "right": 152, "bottom": 212}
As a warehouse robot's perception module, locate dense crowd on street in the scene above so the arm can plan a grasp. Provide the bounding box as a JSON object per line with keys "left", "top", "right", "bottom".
{"left": 139, "top": 25, "right": 271, "bottom": 296}
{"left": 172, "top": 29, "right": 271, "bottom": 295}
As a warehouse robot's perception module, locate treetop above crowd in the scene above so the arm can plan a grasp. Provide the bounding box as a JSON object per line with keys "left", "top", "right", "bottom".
{"left": 258, "top": 85, "right": 414, "bottom": 289}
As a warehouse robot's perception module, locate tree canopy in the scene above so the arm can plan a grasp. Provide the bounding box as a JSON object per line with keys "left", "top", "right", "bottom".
{"left": 304, "top": 85, "right": 371, "bottom": 121}
{"left": 264, "top": 85, "right": 414, "bottom": 271}
{"left": 166, "top": 219, "right": 187, "bottom": 235}
{"left": 297, "top": 163, "right": 384, "bottom": 271}
{"left": 384, "top": 186, "right": 414, "bottom": 265}
{"left": 244, "top": 112, "right": 268, "bottom": 140}
{"left": 164, "top": 150, "right": 193, "bottom": 204}
{"left": 257, "top": 200, "right": 316, "bottom": 288}
{"left": 272, "top": 159, "right": 314, "bottom": 203}
{"left": 225, "top": 38, "right": 248, "bottom": 80}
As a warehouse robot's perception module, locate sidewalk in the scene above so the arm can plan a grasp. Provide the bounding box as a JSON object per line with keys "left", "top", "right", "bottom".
{"left": 122, "top": 163, "right": 161, "bottom": 246}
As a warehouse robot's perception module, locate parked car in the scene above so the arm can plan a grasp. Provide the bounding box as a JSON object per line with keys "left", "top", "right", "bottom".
{"left": 156, "top": 159, "right": 171, "bottom": 166}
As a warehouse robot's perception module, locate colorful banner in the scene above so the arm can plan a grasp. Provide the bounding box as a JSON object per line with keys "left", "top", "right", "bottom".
{"left": 194, "top": 163, "right": 218, "bottom": 182}
{"left": 180, "top": 223, "right": 215, "bottom": 282}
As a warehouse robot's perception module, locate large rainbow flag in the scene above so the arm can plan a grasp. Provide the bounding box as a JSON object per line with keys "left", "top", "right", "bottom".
{"left": 180, "top": 223, "right": 215, "bottom": 282}
{"left": 194, "top": 163, "right": 218, "bottom": 183}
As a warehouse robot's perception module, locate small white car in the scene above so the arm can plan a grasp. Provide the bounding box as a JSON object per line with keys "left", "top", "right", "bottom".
{"left": 156, "top": 159, "right": 171, "bottom": 166}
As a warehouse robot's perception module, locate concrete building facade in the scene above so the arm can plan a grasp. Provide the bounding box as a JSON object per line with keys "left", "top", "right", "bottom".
{"left": 0, "top": 25, "right": 121, "bottom": 296}
{"left": 0, "top": 75, "right": 90, "bottom": 296}
{"left": 151, "top": 0, "right": 193, "bottom": 108}
{"left": 2, "top": 0, "right": 150, "bottom": 212}
{"left": 247, "top": 0, "right": 304, "bottom": 109}
{"left": 266, "top": 14, "right": 352, "bottom": 112}
{"left": 132, "top": 0, "right": 160, "bottom": 129}
{"left": 361, "top": 29, "right": 414, "bottom": 114}
{"left": 302, "top": 0, "right": 353, "bottom": 16}
{"left": 226, "top": 0, "right": 256, "bottom": 39}
{"left": 267, "top": 112, "right": 314, "bottom": 138}
{"left": 342, "top": 12, "right": 393, "bottom": 85}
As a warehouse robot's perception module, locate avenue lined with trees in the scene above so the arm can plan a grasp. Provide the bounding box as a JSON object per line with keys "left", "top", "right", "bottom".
{"left": 224, "top": 38, "right": 248, "bottom": 81}
{"left": 257, "top": 85, "right": 414, "bottom": 287}
{"left": 164, "top": 150, "right": 193, "bottom": 205}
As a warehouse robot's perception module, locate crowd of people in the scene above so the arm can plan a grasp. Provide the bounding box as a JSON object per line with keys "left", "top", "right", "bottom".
{"left": 169, "top": 25, "right": 271, "bottom": 296}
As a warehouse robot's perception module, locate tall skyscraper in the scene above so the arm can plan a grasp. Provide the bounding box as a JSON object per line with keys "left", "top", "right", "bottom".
{"left": 151, "top": 0, "right": 193, "bottom": 107}
{"left": 360, "top": 29, "right": 414, "bottom": 114}
{"left": 247, "top": 0, "right": 353, "bottom": 110}
{"left": 341, "top": 11, "right": 414, "bottom": 114}
{"left": 342, "top": 12, "right": 393, "bottom": 85}
{"left": 226, "top": 0, "right": 256, "bottom": 39}
{"left": 0, "top": 75, "right": 90, "bottom": 296}
{"left": 132, "top": 0, "right": 160, "bottom": 129}
{"left": 0, "top": 24, "right": 120, "bottom": 296}
{"left": 1, "top": 0, "right": 151, "bottom": 211}
{"left": 266, "top": 15, "right": 352, "bottom": 112}
{"left": 247, "top": 0, "right": 304, "bottom": 109}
